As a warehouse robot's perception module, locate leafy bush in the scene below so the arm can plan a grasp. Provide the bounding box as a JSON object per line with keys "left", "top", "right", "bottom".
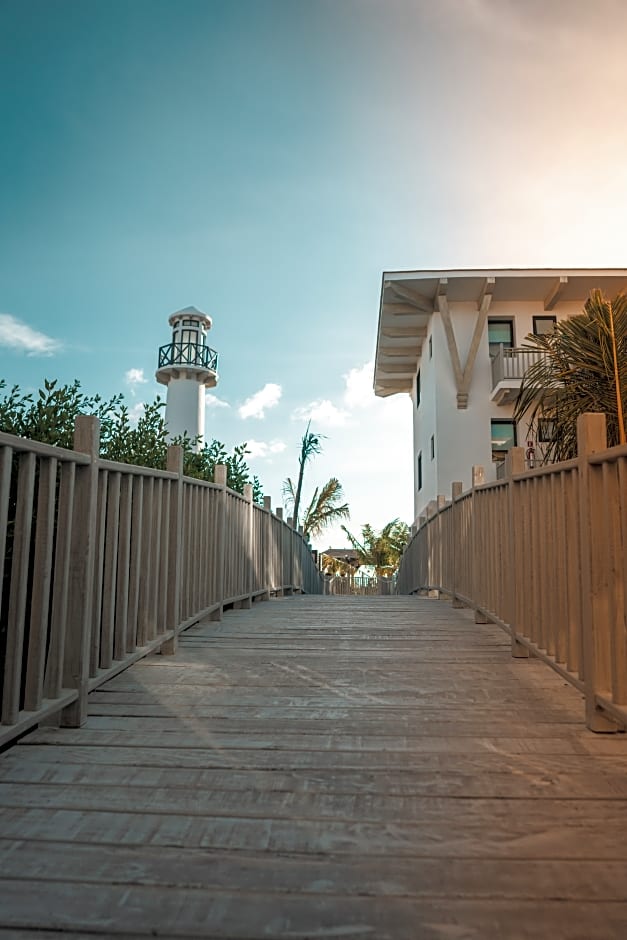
{"left": 0, "top": 379, "right": 264, "bottom": 503}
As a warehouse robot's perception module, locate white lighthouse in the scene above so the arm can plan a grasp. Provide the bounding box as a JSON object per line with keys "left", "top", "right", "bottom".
{"left": 155, "top": 306, "right": 218, "bottom": 449}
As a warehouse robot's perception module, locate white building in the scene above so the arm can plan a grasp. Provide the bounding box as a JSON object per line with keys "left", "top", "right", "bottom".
{"left": 155, "top": 306, "right": 218, "bottom": 449}
{"left": 373, "top": 268, "right": 627, "bottom": 524}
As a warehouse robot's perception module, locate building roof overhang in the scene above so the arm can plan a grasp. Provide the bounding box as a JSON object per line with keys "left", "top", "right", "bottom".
{"left": 374, "top": 267, "right": 627, "bottom": 397}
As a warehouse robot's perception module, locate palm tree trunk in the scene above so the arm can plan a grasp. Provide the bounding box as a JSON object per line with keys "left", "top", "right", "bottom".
{"left": 292, "top": 457, "right": 305, "bottom": 530}
{"left": 608, "top": 301, "right": 626, "bottom": 445}
{"left": 292, "top": 421, "right": 322, "bottom": 530}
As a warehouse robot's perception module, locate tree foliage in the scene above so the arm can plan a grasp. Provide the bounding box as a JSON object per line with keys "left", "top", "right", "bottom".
{"left": 0, "top": 379, "right": 264, "bottom": 502}
{"left": 513, "top": 290, "right": 627, "bottom": 462}
{"left": 320, "top": 553, "right": 356, "bottom": 577}
{"left": 291, "top": 422, "right": 324, "bottom": 531}
{"left": 283, "top": 475, "right": 350, "bottom": 539}
{"left": 340, "top": 519, "right": 410, "bottom": 576}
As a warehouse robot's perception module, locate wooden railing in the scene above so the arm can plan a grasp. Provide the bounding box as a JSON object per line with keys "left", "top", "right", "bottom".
{"left": 0, "top": 416, "right": 321, "bottom": 747}
{"left": 323, "top": 574, "right": 394, "bottom": 596}
{"left": 490, "top": 345, "right": 546, "bottom": 388}
{"left": 397, "top": 413, "right": 627, "bottom": 732}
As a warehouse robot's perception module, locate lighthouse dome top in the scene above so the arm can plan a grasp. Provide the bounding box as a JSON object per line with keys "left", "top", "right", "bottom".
{"left": 168, "top": 305, "right": 212, "bottom": 330}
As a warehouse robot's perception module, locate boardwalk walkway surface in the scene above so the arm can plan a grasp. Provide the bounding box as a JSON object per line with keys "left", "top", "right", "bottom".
{"left": 2, "top": 595, "right": 627, "bottom": 939}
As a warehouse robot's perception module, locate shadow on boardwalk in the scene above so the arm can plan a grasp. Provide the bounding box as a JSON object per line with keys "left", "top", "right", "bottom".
{"left": 1, "top": 595, "right": 627, "bottom": 938}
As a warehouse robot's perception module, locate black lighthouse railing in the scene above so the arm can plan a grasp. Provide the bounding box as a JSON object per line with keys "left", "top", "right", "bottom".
{"left": 158, "top": 341, "right": 218, "bottom": 371}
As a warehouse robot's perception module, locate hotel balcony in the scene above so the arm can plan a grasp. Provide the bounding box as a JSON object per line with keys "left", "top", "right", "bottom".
{"left": 490, "top": 345, "right": 546, "bottom": 405}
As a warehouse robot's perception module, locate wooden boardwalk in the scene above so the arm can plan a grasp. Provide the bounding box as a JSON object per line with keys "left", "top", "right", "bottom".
{"left": 2, "top": 595, "right": 627, "bottom": 938}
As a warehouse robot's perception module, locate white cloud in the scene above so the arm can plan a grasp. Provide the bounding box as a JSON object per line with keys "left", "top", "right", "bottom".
{"left": 125, "top": 368, "right": 148, "bottom": 394}
{"left": 238, "top": 383, "right": 282, "bottom": 419}
{"left": 127, "top": 402, "right": 145, "bottom": 426}
{"left": 0, "top": 313, "right": 61, "bottom": 356}
{"left": 206, "top": 392, "right": 230, "bottom": 409}
{"left": 246, "top": 439, "right": 287, "bottom": 459}
{"left": 343, "top": 361, "right": 376, "bottom": 410}
{"left": 292, "top": 399, "right": 349, "bottom": 428}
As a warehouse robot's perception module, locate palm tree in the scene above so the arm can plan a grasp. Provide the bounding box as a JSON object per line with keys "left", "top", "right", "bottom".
{"left": 514, "top": 290, "right": 627, "bottom": 462}
{"left": 291, "top": 422, "right": 324, "bottom": 531}
{"left": 320, "top": 553, "right": 356, "bottom": 577}
{"left": 283, "top": 475, "right": 350, "bottom": 539}
{"left": 340, "top": 519, "right": 409, "bottom": 577}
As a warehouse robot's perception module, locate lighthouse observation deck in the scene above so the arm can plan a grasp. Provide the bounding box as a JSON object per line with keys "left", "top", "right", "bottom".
{"left": 158, "top": 339, "right": 218, "bottom": 372}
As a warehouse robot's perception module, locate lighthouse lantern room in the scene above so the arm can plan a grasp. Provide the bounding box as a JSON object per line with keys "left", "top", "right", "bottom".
{"left": 155, "top": 306, "right": 219, "bottom": 449}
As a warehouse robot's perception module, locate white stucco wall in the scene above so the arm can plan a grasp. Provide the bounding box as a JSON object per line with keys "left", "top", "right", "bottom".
{"left": 412, "top": 298, "right": 583, "bottom": 519}
{"left": 433, "top": 303, "right": 494, "bottom": 502}
{"left": 412, "top": 323, "right": 439, "bottom": 520}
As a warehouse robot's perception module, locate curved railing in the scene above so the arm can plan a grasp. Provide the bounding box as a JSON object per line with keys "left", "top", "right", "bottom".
{"left": 158, "top": 341, "right": 218, "bottom": 371}
{"left": 397, "top": 413, "right": 627, "bottom": 732}
{"left": 0, "top": 418, "right": 321, "bottom": 747}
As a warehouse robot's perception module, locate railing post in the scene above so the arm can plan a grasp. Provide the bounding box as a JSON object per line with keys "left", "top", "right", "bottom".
{"left": 297, "top": 525, "right": 304, "bottom": 594}
{"left": 471, "top": 465, "right": 489, "bottom": 623}
{"left": 161, "top": 445, "right": 183, "bottom": 655}
{"left": 211, "top": 464, "right": 227, "bottom": 621}
{"left": 61, "top": 416, "right": 100, "bottom": 727}
{"left": 506, "top": 447, "right": 527, "bottom": 658}
{"left": 273, "top": 508, "right": 283, "bottom": 596}
{"left": 451, "top": 481, "right": 464, "bottom": 607}
{"left": 286, "top": 516, "right": 294, "bottom": 595}
{"left": 262, "top": 495, "right": 272, "bottom": 601}
{"left": 242, "top": 483, "right": 253, "bottom": 609}
{"left": 429, "top": 495, "right": 446, "bottom": 598}
{"left": 577, "top": 413, "right": 618, "bottom": 731}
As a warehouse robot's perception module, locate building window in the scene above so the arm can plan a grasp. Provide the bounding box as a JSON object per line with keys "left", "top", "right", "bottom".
{"left": 488, "top": 320, "right": 514, "bottom": 357}
{"left": 491, "top": 419, "right": 517, "bottom": 460}
{"left": 538, "top": 418, "right": 555, "bottom": 442}
{"left": 429, "top": 336, "right": 433, "bottom": 359}
{"left": 416, "top": 370, "right": 421, "bottom": 408}
{"left": 417, "top": 452, "right": 423, "bottom": 491}
{"left": 533, "top": 315, "right": 557, "bottom": 336}
{"left": 430, "top": 435, "right": 435, "bottom": 460}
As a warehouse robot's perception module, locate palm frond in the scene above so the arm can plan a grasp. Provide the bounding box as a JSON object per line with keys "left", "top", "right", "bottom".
{"left": 282, "top": 477, "right": 296, "bottom": 513}
{"left": 340, "top": 519, "right": 409, "bottom": 576}
{"left": 303, "top": 477, "right": 350, "bottom": 539}
{"left": 514, "top": 290, "right": 627, "bottom": 461}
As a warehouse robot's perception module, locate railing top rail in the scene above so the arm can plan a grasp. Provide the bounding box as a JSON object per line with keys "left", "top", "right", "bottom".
{"left": 225, "top": 487, "right": 250, "bottom": 504}
{"left": 0, "top": 430, "right": 91, "bottom": 463}
{"left": 182, "top": 475, "right": 222, "bottom": 492}
{"left": 98, "top": 458, "right": 178, "bottom": 479}
{"left": 511, "top": 456, "right": 579, "bottom": 479}
{"left": 588, "top": 441, "right": 627, "bottom": 466}
{"left": 474, "top": 478, "right": 508, "bottom": 493}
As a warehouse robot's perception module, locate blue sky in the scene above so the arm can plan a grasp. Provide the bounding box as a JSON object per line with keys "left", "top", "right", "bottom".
{"left": 2, "top": 0, "right": 627, "bottom": 548}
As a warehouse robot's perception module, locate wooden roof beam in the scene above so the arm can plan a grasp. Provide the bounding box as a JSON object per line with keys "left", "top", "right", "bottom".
{"left": 477, "top": 276, "right": 496, "bottom": 311}
{"left": 544, "top": 275, "right": 568, "bottom": 310}
{"left": 381, "top": 325, "right": 427, "bottom": 338}
{"left": 383, "top": 302, "right": 428, "bottom": 316}
{"left": 379, "top": 363, "right": 415, "bottom": 374}
{"left": 382, "top": 347, "right": 422, "bottom": 358}
{"left": 385, "top": 281, "right": 434, "bottom": 312}
{"left": 375, "top": 377, "right": 411, "bottom": 388}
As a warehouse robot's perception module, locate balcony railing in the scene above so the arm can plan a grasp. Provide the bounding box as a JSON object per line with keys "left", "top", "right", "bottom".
{"left": 158, "top": 341, "right": 218, "bottom": 372}
{"left": 490, "top": 345, "right": 546, "bottom": 404}
{"left": 491, "top": 345, "right": 545, "bottom": 388}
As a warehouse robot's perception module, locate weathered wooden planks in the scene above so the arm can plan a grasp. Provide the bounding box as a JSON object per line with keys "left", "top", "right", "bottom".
{"left": 2, "top": 594, "right": 627, "bottom": 938}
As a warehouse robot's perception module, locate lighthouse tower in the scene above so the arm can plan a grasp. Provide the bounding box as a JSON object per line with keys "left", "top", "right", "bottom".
{"left": 155, "top": 306, "right": 219, "bottom": 449}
